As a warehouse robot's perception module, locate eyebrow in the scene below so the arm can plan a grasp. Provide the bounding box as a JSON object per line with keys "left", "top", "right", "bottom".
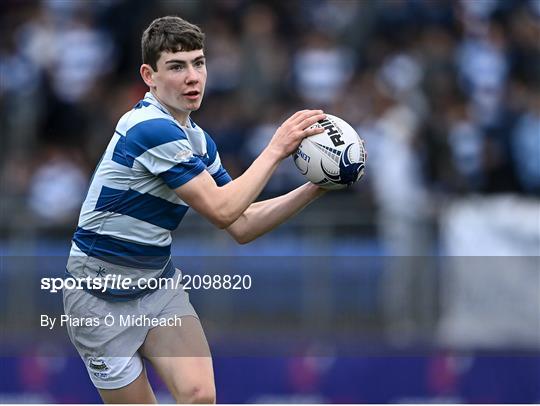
{"left": 165, "top": 55, "right": 205, "bottom": 65}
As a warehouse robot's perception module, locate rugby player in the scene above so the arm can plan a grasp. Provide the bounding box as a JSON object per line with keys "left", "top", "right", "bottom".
{"left": 64, "top": 16, "right": 327, "bottom": 403}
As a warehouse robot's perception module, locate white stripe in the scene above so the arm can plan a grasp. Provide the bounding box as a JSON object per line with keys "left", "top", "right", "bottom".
{"left": 95, "top": 159, "right": 136, "bottom": 188}
{"left": 79, "top": 207, "right": 109, "bottom": 228}
{"left": 135, "top": 139, "right": 192, "bottom": 175}
{"left": 206, "top": 151, "right": 222, "bottom": 175}
{"left": 104, "top": 132, "right": 121, "bottom": 158}
{"left": 119, "top": 103, "right": 171, "bottom": 134}
{"left": 182, "top": 125, "right": 207, "bottom": 156}
{"left": 81, "top": 213, "right": 172, "bottom": 247}
{"left": 87, "top": 164, "right": 187, "bottom": 208}
{"left": 129, "top": 170, "right": 188, "bottom": 205}
{"left": 115, "top": 111, "right": 132, "bottom": 135}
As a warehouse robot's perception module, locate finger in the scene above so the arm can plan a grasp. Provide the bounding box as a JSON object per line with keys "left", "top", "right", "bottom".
{"left": 287, "top": 110, "right": 310, "bottom": 123}
{"left": 299, "top": 113, "right": 326, "bottom": 130}
{"left": 291, "top": 109, "right": 324, "bottom": 126}
{"left": 302, "top": 125, "right": 326, "bottom": 137}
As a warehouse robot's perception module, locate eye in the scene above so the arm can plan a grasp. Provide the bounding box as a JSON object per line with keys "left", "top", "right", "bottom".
{"left": 170, "top": 65, "right": 184, "bottom": 71}
{"left": 195, "top": 60, "right": 205, "bottom": 68}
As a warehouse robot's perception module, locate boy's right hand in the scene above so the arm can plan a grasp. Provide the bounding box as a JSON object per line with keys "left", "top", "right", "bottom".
{"left": 265, "top": 110, "right": 326, "bottom": 160}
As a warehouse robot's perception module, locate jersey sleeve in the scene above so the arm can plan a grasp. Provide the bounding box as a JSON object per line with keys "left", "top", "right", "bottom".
{"left": 123, "top": 118, "right": 206, "bottom": 189}
{"left": 204, "top": 131, "right": 232, "bottom": 186}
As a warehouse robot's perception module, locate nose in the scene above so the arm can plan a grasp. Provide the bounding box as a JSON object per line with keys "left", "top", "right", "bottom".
{"left": 185, "top": 65, "right": 199, "bottom": 84}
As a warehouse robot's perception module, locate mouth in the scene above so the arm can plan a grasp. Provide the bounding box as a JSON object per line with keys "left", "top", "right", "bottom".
{"left": 183, "top": 90, "right": 200, "bottom": 100}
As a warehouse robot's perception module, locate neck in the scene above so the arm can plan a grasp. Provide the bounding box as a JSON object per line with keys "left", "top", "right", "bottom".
{"left": 149, "top": 90, "right": 190, "bottom": 126}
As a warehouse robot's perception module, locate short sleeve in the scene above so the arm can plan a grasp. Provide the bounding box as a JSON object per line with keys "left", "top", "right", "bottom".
{"left": 204, "top": 131, "right": 232, "bottom": 186}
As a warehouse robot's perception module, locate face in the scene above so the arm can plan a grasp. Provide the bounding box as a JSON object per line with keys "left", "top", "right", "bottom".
{"left": 140, "top": 49, "right": 207, "bottom": 124}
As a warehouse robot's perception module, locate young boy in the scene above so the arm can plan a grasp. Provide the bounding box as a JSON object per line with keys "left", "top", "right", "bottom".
{"left": 64, "top": 15, "right": 327, "bottom": 403}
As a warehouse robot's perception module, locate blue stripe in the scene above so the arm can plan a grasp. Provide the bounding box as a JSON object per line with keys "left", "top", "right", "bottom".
{"left": 112, "top": 133, "right": 127, "bottom": 165}
{"left": 95, "top": 186, "right": 188, "bottom": 230}
{"left": 133, "top": 100, "right": 152, "bottom": 109}
{"left": 159, "top": 158, "right": 206, "bottom": 189}
{"left": 203, "top": 131, "right": 232, "bottom": 186}
{"left": 112, "top": 118, "right": 187, "bottom": 167}
{"left": 73, "top": 227, "right": 171, "bottom": 269}
{"left": 213, "top": 168, "right": 232, "bottom": 186}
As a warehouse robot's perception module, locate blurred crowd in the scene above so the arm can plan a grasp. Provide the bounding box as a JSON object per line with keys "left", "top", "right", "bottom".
{"left": 1, "top": 0, "right": 539, "bottom": 228}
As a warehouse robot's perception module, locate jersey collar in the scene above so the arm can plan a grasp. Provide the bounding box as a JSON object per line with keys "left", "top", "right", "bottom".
{"left": 143, "top": 92, "right": 195, "bottom": 129}
{"left": 143, "top": 92, "right": 207, "bottom": 156}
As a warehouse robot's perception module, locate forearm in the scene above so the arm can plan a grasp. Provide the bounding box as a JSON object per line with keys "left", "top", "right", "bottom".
{"left": 216, "top": 147, "right": 281, "bottom": 225}
{"left": 228, "top": 182, "right": 326, "bottom": 243}
{"left": 216, "top": 109, "right": 325, "bottom": 225}
{"left": 175, "top": 109, "right": 326, "bottom": 229}
{"left": 177, "top": 147, "right": 282, "bottom": 228}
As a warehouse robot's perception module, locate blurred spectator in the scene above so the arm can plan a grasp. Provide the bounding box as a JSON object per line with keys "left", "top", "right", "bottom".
{"left": 459, "top": 0, "right": 499, "bottom": 22}
{"left": 15, "top": 7, "right": 56, "bottom": 72}
{"left": 47, "top": 14, "right": 114, "bottom": 104}
{"left": 362, "top": 59, "right": 434, "bottom": 341}
{"left": 302, "top": 0, "right": 366, "bottom": 42}
{"left": 455, "top": 20, "right": 509, "bottom": 126}
{"left": 27, "top": 146, "right": 87, "bottom": 225}
{"left": 511, "top": 87, "right": 540, "bottom": 193}
{"left": 1, "top": 9, "right": 45, "bottom": 153}
{"left": 205, "top": 18, "right": 242, "bottom": 94}
{"left": 367, "top": 58, "right": 430, "bottom": 225}
{"left": 292, "top": 30, "right": 355, "bottom": 107}
{"left": 447, "top": 101, "right": 486, "bottom": 190}
{"left": 238, "top": 3, "right": 290, "bottom": 115}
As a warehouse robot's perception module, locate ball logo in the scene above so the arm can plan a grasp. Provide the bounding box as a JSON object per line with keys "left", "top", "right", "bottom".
{"left": 319, "top": 118, "right": 345, "bottom": 147}
{"left": 336, "top": 144, "right": 364, "bottom": 184}
{"left": 313, "top": 142, "right": 363, "bottom": 185}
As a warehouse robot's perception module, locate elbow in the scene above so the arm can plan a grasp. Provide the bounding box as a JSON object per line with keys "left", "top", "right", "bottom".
{"left": 212, "top": 208, "right": 238, "bottom": 230}
{"left": 226, "top": 221, "right": 254, "bottom": 244}
{"left": 233, "top": 233, "right": 253, "bottom": 245}
{"left": 214, "top": 217, "right": 234, "bottom": 230}
{"left": 224, "top": 211, "right": 254, "bottom": 244}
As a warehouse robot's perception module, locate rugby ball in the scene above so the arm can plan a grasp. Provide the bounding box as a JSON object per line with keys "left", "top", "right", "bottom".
{"left": 293, "top": 114, "right": 366, "bottom": 189}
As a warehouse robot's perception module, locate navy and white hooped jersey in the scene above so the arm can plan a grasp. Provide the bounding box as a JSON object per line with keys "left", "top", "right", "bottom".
{"left": 66, "top": 92, "right": 231, "bottom": 300}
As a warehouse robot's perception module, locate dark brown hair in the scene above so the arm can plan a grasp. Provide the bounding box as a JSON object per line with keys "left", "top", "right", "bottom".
{"left": 141, "top": 16, "right": 205, "bottom": 71}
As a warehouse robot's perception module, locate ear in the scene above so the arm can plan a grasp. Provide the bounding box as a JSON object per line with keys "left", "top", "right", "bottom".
{"left": 140, "top": 64, "right": 156, "bottom": 88}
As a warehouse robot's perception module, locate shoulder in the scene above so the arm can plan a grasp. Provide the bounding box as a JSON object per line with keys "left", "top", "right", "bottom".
{"left": 117, "top": 100, "right": 187, "bottom": 145}
{"left": 121, "top": 110, "right": 188, "bottom": 160}
{"left": 116, "top": 114, "right": 189, "bottom": 166}
{"left": 128, "top": 118, "right": 186, "bottom": 147}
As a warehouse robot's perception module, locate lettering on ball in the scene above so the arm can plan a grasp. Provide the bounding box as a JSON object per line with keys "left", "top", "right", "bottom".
{"left": 319, "top": 118, "right": 345, "bottom": 147}
{"left": 296, "top": 148, "right": 310, "bottom": 163}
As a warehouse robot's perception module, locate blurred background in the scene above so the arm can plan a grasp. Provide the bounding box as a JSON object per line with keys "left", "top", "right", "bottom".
{"left": 1, "top": 0, "right": 539, "bottom": 403}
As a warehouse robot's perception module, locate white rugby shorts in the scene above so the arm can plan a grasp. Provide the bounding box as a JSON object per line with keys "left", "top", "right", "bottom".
{"left": 63, "top": 268, "right": 197, "bottom": 389}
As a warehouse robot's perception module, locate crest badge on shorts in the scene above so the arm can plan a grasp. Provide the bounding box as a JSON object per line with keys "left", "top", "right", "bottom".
{"left": 88, "top": 357, "right": 110, "bottom": 378}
